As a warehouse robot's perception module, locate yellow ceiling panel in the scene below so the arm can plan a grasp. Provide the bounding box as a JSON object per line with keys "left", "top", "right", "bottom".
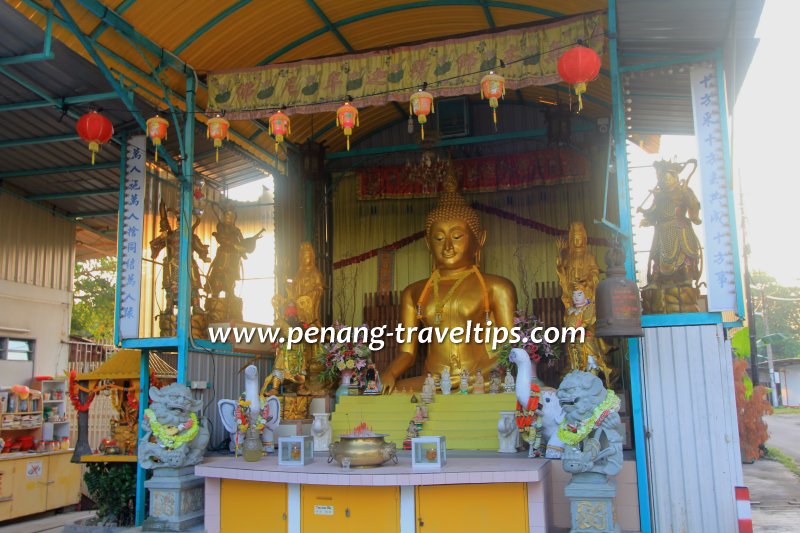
{"left": 489, "top": 8, "right": 549, "bottom": 28}
{"left": 273, "top": 32, "right": 348, "bottom": 64}
{"left": 341, "top": 6, "right": 488, "bottom": 52}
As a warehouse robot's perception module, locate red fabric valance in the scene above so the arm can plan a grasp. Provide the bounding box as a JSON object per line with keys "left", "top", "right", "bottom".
{"left": 357, "top": 148, "right": 588, "bottom": 200}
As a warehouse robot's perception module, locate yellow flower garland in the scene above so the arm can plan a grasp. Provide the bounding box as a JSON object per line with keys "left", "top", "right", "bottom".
{"left": 557, "top": 390, "right": 620, "bottom": 447}
{"left": 145, "top": 409, "right": 200, "bottom": 449}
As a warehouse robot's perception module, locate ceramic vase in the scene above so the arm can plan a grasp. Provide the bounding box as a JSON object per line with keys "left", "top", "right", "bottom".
{"left": 335, "top": 369, "right": 355, "bottom": 404}
{"left": 242, "top": 427, "right": 262, "bottom": 462}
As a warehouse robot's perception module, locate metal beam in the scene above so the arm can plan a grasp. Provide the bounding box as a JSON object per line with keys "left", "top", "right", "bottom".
{"left": 326, "top": 123, "right": 594, "bottom": 159}
{"left": 259, "top": 0, "right": 563, "bottom": 65}
{"left": 0, "top": 91, "right": 119, "bottom": 113}
{"left": 90, "top": 0, "right": 138, "bottom": 40}
{"left": 0, "top": 161, "right": 117, "bottom": 179}
{"left": 479, "top": 0, "right": 496, "bottom": 28}
{"left": 0, "top": 133, "right": 79, "bottom": 149}
{"left": 28, "top": 188, "right": 117, "bottom": 201}
{"left": 68, "top": 209, "right": 117, "bottom": 219}
{"left": 306, "top": 0, "right": 353, "bottom": 52}
{"left": 52, "top": 0, "right": 180, "bottom": 174}
{"left": 0, "top": 9, "right": 53, "bottom": 65}
{"left": 174, "top": 0, "right": 252, "bottom": 55}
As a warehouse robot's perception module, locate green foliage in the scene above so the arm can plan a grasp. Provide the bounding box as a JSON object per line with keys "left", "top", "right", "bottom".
{"left": 71, "top": 257, "right": 117, "bottom": 344}
{"left": 751, "top": 271, "right": 800, "bottom": 359}
{"left": 766, "top": 446, "right": 800, "bottom": 478}
{"left": 83, "top": 462, "right": 137, "bottom": 526}
{"left": 731, "top": 328, "right": 751, "bottom": 359}
{"left": 773, "top": 406, "right": 800, "bottom": 415}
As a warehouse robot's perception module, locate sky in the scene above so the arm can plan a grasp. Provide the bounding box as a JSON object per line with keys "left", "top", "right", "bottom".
{"left": 734, "top": 0, "right": 799, "bottom": 285}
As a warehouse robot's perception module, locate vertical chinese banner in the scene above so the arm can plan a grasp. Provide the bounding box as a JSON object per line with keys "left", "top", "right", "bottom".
{"left": 690, "top": 64, "right": 737, "bottom": 312}
{"left": 119, "top": 135, "right": 146, "bottom": 339}
{"left": 377, "top": 249, "right": 395, "bottom": 294}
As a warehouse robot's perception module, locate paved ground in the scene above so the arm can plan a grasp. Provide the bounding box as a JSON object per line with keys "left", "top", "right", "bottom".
{"left": 746, "top": 414, "right": 800, "bottom": 532}
{"left": 0, "top": 511, "right": 95, "bottom": 533}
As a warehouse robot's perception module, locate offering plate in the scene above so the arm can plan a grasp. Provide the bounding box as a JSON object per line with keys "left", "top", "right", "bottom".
{"left": 328, "top": 434, "right": 398, "bottom": 468}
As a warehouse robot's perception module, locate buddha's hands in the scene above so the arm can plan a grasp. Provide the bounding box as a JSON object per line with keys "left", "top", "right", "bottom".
{"left": 381, "top": 372, "right": 396, "bottom": 395}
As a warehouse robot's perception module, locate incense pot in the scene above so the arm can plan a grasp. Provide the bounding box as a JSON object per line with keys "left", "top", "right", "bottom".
{"left": 328, "top": 434, "right": 398, "bottom": 468}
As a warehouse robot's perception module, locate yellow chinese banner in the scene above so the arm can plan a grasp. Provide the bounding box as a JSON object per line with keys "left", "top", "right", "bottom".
{"left": 207, "top": 13, "right": 605, "bottom": 119}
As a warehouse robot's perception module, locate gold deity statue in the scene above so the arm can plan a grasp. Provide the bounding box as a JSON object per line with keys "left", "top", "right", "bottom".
{"left": 382, "top": 173, "right": 517, "bottom": 393}
{"left": 205, "top": 201, "right": 264, "bottom": 323}
{"left": 556, "top": 222, "right": 600, "bottom": 311}
{"left": 564, "top": 280, "right": 613, "bottom": 388}
{"left": 149, "top": 201, "right": 210, "bottom": 338}
{"left": 265, "top": 242, "right": 326, "bottom": 396}
{"left": 638, "top": 159, "right": 702, "bottom": 314}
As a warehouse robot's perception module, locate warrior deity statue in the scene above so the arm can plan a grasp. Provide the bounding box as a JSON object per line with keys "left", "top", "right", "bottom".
{"left": 149, "top": 201, "right": 210, "bottom": 337}
{"left": 639, "top": 159, "right": 703, "bottom": 314}
{"left": 205, "top": 201, "right": 264, "bottom": 322}
{"left": 382, "top": 172, "right": 517, "bottom": 393}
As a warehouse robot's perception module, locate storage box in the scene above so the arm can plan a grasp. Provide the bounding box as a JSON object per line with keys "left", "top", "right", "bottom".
{"left": 278, "top": 435, "right": 314, "bottom": 466}
{"left": 411, "top": 436, "right": 446, "bottom": 469}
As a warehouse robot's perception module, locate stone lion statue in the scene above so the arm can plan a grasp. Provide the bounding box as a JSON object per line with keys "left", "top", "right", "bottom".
{"left": 556, "top": 370, "right": 623, "bottom": 477}
{"left": 139, "top": 383, "right": 210, "bottom": 470}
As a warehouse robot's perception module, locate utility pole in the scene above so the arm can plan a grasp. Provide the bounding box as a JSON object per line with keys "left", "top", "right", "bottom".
{"left": 740, "top": 182, "right": 760, "bottom": 385}
{"left": 761, "top": 289, "right": 781, "bottom": 406}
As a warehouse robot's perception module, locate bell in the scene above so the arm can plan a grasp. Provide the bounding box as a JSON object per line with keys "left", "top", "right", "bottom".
{"left": 596, "top": 245, "right": 644, "bottom": 338}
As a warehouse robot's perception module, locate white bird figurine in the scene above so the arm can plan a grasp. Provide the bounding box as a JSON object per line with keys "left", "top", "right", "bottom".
{"left": 218, "top": 365, "right": 281, "bottom": 451}
{"left": 509, "top": 348, "right": 533, "bottom": 408}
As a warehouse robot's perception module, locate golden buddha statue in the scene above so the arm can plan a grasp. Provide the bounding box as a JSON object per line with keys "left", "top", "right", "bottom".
{"left": 639, "top": 159, "right": 702, "bottom": 313}
{"left": 382, "top": 174, "right": 517, "bottom": 393}
{"left": 556, "top": 222, "right": 600, "bottom": 311}
{"left": 266, "top": 242, "right": 327, "bottom": 395}
{"left": 563, "top": 280, "right": 613, "bottom": 388}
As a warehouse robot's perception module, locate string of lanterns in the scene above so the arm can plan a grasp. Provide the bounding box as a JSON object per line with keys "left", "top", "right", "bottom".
{"left": 72, "top": 41, "right": 600, "bottom": 160}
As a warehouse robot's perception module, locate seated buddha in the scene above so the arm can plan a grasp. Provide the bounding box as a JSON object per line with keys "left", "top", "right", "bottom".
{"left": 382, "top": 174, "right": 517, "bottom": 393}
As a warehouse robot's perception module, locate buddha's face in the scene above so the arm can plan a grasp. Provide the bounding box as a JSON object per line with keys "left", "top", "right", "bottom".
{"left": 427, "top": 219, "right": 483, "bottom": 270}
{"left": 299, "top": 245, "right": 314, "bottom": 266}
{"left": 570, "top": 227, "right": 587, "bottom": 248}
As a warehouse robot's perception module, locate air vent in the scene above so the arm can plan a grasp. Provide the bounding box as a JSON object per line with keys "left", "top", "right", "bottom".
{"left": 436, "top": 96, "right": 470, "bottom": 138}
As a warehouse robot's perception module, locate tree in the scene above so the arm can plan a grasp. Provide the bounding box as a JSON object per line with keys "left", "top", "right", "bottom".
{"left": 71, "top": 256, "right": 117, "bottom": 344}
{"left": 751, "top": 271, "right": 800, "bottom": 359}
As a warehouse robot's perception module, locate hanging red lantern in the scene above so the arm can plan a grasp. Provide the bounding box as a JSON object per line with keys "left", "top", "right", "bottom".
{"left": 146, "top": 115, "right": 169, "bottom": 162}
{"left": 480, "top": 71, "right": 506, "bottom": 128}
{"left": 207, "top": 115, "right": 230, "bottom": 162}
{"left": 409, "top": 90, "right": 434, "bottom": 140}
{"left": 268, "top": 110, "right": 290, "bottom": 152}
{"left": 336, "top": 101, "right": 359, "bottom": 151}
{"left": 557, "top": 42, "right": 601, "bottom": 111}
{"left": 76, "top": 110, "right": 114, "bottom": 164}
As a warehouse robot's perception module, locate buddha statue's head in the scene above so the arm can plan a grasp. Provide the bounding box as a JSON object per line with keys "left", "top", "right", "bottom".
{"left": 425, "top": 172, "right": 486, "bottom": 270}
{"left": 299, "top": 242, "right": 315, "bottom": 266}
{"left": 568, "top": 222, "right": 588, "bottom": 250}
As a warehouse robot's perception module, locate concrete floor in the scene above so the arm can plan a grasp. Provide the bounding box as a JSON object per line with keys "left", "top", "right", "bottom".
{"left": 746, "top": 414, "right": 800, "bottom": 533}
{"left": 0, "top": 512, "right": 95, "bottom": 533}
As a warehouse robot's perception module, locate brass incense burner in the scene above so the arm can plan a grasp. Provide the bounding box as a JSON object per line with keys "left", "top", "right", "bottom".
{"left": 328, "top": 434, "right": 398, "bottom": 468}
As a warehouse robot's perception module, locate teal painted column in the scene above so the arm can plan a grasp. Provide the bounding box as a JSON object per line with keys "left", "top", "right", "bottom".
{"left": 608, "top": 1, "right": 652, "bottom": 532}
{"left": 135, "top": 349, "right": 150, "bottom": 526}
{"left": 176, "top": 73, "right": 197, "bottom": 384}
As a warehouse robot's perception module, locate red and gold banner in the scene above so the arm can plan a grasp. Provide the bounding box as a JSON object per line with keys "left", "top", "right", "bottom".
{"left": 207, "top": 14, "right": 605, "bottom": 119}
{"left": 356, "top": 148, "right": 588, "bottom": 200}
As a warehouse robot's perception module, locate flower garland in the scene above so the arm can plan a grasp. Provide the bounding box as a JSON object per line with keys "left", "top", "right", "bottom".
{"left": 69, "top": 370, "right": 95, "bottom": 412}
{"left": 557, "top": 390, "right": 620, "bottom": 447}
{"left": 144, "top": 408, "right": 199, "bottom": 449}
{"left": 234, "top": 393, "right": 268, "bottom": 434}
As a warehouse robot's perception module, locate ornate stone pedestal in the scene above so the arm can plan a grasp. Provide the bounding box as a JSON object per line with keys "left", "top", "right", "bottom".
{"left": 565, "top": 472, "right": 620, "bottom": 533}
{"left": 143, "top": 467, "right": 204, "bottom": 532}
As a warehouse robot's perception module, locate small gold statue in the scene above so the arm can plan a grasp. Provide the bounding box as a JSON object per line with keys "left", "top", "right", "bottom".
{"left": 205, "top": 201, "right": 264, "bottom": 323}
{"left": 382, "top": 172, "right": 517, "bottom": 393}
{"left": 564, "top": 280, "right": 613, "bottom": 388}
{"left": 149, "top": 201, "right": 210, "bottom": 338}
{"left": 556, "top": 222, "right": 600, "bottom": 311}
{"left": 638, "top": 160, "right": 702, "bottom": 314}
{"left": 265, "top": 243, "right": 327, "bottom": 396}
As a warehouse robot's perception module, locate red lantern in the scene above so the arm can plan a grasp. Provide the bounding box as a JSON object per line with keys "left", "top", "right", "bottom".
{"left": 409, "top": 90, "right": 434, "bottom": 140}
{"left": 146, "top": 115, "right": 169, "bottom": 162}
{"left": 76, "top": 110, "right": 114, "bottom": 164}
{"left": 480, "top": 71, "right": 506, "bottom": 128}
{"left": 268, "top": 111, "right": 290, "bottom": 152}
{"left": 336, "top": 102, "right": 359, "bottom": 151}
{"left": 207, "top": 116, "right": 230, "bottom": 162}
{"left": 557, "top": 43, "right": 601, "bottom": 111}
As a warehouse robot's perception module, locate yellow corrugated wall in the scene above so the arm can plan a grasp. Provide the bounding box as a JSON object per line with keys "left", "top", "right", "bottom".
{"left": 0, "top": 193, "right": 76, "bottom": 291}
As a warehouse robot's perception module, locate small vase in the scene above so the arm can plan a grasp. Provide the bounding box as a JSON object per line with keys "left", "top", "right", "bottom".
{"left": 242, "top": 428, "right": 262, "bottom": 462}
{"left": 335, "top": 369, "right": 355, "bottom": 404}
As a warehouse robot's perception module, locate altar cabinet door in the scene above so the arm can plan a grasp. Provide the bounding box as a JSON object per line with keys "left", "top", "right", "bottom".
{"left": 416, "top": 483, "right": 528, "bottom": 532}
{"left": 220, "top": 480, "right": 287, "bottom": 532}
{"left": 301, "top": 484, "right": 399, "bottom": 532}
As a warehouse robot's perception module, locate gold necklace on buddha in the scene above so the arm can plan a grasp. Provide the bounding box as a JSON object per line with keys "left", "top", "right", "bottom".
{"left": 417, "top": 265, "right": 491, "bottom": 324}
{"left": 432, "top": 269, "right": 472, "bottom": 324}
